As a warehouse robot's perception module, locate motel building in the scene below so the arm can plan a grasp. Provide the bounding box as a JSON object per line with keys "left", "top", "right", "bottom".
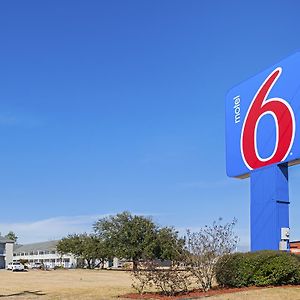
{"left": 0, "top": 237, "right": 119, "bottom": 269}
{"left": 13, "top": 240, "right": 76, "bottom": 269}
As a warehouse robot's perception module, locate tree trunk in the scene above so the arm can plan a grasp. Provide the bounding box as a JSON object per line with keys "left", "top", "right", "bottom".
{"left": 86, "top": 259, "right": 91, "bottom": 269}
{"left": 98, "top": 258, "right": 104, "bottom": 269}
{"left": 133, "top": 259, "right": 138, "bottom": 271}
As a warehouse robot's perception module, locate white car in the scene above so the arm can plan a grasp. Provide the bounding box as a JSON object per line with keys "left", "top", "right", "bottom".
{"left": 7, "top": 262, "right": 25, "bottom": 271}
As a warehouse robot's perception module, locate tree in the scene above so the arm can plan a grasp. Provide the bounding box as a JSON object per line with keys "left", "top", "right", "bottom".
{"left": 94, "top": 212, "right": 186, "bottom": 271}
{"left": 94, "top": 212, "right": 158, "bottom": 270}
{"left": 5, "top": 231, "right": 18, "bottom": 243}
{"left": 57, "top": 233, "right": 110, "bottom": 269}
{"left": 185, "top": 218, "right": 239, "bottom": 291}
{"left": 154, "top": 226, "right": 186, "bottom": 262}
{"left": 92, "top": 237, "right": 112, "bottom": 269}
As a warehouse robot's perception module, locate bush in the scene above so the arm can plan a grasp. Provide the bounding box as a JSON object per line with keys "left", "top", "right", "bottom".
{"left": 185, "top": 218, "right": 238, "bottom": 291}
{"left": 216, "top": 251, "right": 300, "bottom": 287}
{"left": 131, "top": 261, "right": 192, "bottom": 295}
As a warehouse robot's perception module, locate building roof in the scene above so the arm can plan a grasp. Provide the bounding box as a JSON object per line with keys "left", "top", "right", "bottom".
{"left": 0, "top": 236, "right": 14, "bottom": 243}
{"left": 13, "top": 240, "right": 59, "bottom": 253}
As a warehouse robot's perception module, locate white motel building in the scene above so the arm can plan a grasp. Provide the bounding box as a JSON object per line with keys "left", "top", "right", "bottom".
{"left": 13, "top": 240, "right": 77, "bottom": 269}
{"left": 0, "top": 236, "right": 122, "bottom": 269}
{"left": 0, "top": 237, "right": 76, "bottom": 269}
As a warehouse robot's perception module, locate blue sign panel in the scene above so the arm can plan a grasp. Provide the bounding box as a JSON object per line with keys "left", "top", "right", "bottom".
{"left": 226, "top": 52, "right": 300, "bottom": 178}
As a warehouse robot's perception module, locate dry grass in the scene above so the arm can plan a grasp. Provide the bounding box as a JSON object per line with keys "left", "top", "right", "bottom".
{"left": 0, "top": 269, "right": 134, "bottom": 300}
{"left": 208, "top": 286, "right": 300, "bottom": 300}
{"left": 1, "top": 269, "right": 300, "bottom": 300}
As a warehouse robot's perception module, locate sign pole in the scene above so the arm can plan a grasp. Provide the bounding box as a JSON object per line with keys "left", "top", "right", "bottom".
{"left": 250, "top": 163, "right": 289, "bottom": 251}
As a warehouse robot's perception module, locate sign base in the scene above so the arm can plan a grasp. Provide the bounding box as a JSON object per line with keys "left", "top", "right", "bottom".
{"left": 250, "top": 164, "right": 289, "bottom": 251}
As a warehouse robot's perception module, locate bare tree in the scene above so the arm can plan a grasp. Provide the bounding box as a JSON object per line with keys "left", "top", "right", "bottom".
{"left": 131, "top": 260, "right": 192, "bottom": 296}
{"left": 185, "top": 218, "right": 238, "bottom": 291}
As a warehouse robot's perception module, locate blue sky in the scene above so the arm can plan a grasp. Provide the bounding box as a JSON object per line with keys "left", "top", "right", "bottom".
{"left": 1, "top": 0, "right": 300, "bottom": 248}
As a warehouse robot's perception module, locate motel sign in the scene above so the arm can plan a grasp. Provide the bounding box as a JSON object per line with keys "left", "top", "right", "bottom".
{"left": 225, "top": 52, "right": 300, "bottom": 251}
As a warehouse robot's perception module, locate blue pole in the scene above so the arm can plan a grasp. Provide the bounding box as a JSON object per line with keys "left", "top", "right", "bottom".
{"left": 250, "top": 163, "right": 289, "bottom": 251}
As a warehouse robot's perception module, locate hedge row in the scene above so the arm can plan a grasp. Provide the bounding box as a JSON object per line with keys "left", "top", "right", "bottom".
{"left": 216, "top": 251, "right": 300, "bottom": 287}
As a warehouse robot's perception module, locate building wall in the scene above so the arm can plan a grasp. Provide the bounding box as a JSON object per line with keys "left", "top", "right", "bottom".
{"left": 0, "top": 243, "right": 5, "bottom": 255}
{"left": 0, "top": 256, "right": 5, "bottom": 269}
{"left": 290, "top": 241, "right": 300, "bottom": 254}
{"left": 5, "top": 243, "right": 14, "bottom": 266}
{"left": 0, "top": 242, "right": 14, "bottom": 269}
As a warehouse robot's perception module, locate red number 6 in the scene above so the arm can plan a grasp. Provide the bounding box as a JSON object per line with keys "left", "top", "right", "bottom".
{"left": 241, "top": 67, "right": 295, "bottom": 170}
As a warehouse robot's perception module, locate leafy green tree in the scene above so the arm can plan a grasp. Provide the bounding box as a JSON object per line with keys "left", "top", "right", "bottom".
{"left": 57, "top": 233, "right": 110, "bottom": 269}
{"left": 93, "top": 211, "right": 185, "bottom": 270}
{"left": 154, "top": 226, "right": 185, "bottom": 262}
{"left": 5, "top": 231, "right": 18, "bottom": 243}
{"left": 94, "top": 212, "right": 159, "bottom": 270}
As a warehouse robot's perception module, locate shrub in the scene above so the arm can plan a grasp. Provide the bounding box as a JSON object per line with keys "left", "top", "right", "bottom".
{"left": 131, "top": 261, "right": 192, "bottom": 295}
{"left": 185, "top": 218, "right": 238, "bottom": 291}
{"left": 216, "top": 251, "right": 300, "bottom": 287}
{"left": 252, "top": 252, "right": 300, "bottom": 286}
{"left": 216, "top": 253, "right": 252, "bottom": 287}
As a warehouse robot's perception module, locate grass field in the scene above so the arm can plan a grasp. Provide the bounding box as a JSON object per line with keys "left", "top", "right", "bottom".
{"left": 0, "top": 269, "right": 300, "bottom": 300}
{"left": 207, "top": 286, "right": 300, "bottom": 300}
{"left": 0, "top": 269, "right": 133, "bottom": 300}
